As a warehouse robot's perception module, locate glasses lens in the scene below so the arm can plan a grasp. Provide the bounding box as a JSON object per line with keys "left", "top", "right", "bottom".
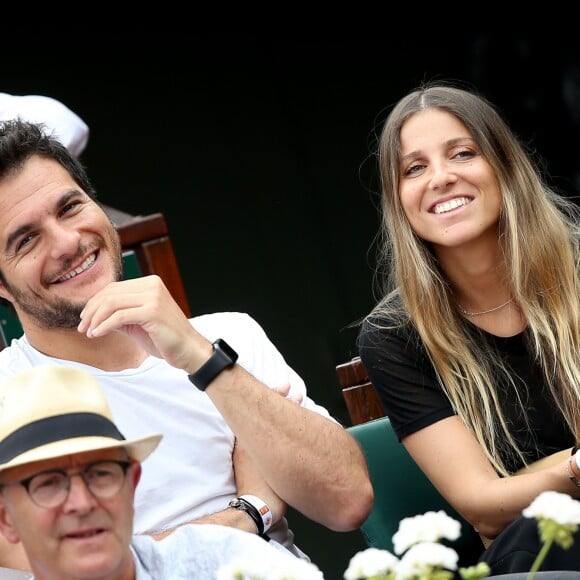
{"left": 29, "top": 472, "right": 68, "bottom": 508}
{"left": 27, "top": 461, "right": 129, "bottom": 508}
{"left": 85, "top": 461, "right": 127, "bottom": 499}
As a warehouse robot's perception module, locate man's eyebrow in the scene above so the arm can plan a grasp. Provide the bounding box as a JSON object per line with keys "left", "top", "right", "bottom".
{"left": 4, "top": 190, "right": 81, "bottom": 254}
{"left": 5, "top": 222, "right": 32, "bottom": 255}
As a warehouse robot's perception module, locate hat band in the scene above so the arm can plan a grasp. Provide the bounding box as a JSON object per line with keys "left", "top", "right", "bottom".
{"left": 0, "top": 412, "right": 126, "bottom": 464}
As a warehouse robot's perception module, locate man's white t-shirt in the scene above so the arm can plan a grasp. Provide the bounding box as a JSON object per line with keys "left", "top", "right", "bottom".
{"left": 0, "top": 312, "right": 335, "bottom": 559}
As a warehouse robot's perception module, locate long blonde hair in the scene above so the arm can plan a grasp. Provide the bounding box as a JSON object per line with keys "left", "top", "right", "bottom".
{"left": 368, "top": 82, "right": 580, "bottom": 475}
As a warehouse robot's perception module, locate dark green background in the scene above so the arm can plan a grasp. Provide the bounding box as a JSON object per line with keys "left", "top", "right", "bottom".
{"left": 4, "top": 37, "right": 580, "bottom": 578}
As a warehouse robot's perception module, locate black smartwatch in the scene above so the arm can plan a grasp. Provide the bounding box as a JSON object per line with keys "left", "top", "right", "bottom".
{"left": 188, "top": 338, "right": 238, "bottom": 391}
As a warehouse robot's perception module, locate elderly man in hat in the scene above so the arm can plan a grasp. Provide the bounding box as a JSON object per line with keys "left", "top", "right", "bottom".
{"left": 0, "top": 366, "right": 322, "bottom": 579}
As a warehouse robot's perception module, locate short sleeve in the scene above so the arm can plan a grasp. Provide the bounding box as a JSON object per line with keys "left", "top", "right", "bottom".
{"left": 358, "top": 316, "right": 454, "bottom": 440}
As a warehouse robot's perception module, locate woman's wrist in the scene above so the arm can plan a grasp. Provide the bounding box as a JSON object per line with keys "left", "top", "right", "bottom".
{"left": 566, "top": 450, "right": 580, "bottom": 487}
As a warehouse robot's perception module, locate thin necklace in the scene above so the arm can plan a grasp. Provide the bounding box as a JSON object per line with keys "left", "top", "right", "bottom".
{"left": 458, "top": 298, "right": 514, "bottom": 317}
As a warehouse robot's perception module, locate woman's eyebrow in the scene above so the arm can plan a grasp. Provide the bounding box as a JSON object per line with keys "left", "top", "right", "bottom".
{"left": 400, "top": 137, "right": 475, "bottom": 164}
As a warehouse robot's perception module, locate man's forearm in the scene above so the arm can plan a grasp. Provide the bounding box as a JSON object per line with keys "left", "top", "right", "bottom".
{"left": 151, "top": 506, "right": 259, "bottom": 541}
{"left": 204, "top": 365, "right": 374, "bottom": 531}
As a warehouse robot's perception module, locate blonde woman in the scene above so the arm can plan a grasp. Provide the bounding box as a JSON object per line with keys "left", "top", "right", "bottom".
{"left": 358, "top": 82, "right": 580, "bottom": 575}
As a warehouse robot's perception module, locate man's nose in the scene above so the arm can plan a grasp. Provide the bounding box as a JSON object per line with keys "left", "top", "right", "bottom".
{"left": 46, "top": 223, "right": 82, "bottom": 260}
{"left": 62, "top": 473, "right": 98, "bottom": 513}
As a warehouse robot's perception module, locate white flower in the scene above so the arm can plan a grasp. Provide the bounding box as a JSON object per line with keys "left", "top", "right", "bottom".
{"left": 394, "top": 542, "right": 458, "bottom": 579}
{"left": 216, "top": 560, "right": 258, "bottom": 579}
{"left": 343, "top": 547, "right": 399, "bottom": 579}
{"left": 268, "top": 559, "right": 324, "bottom": 580}
{"left": 522, "top": 490, "right": 580, "bottom": 525}
{"left": 392, "top": 510, "right": 461, "bottom": 555}
{"left": 216, "top": 557, "right": 324, "bottom": 580}
{"left": 220, "top": 493, "right": 580, "bottom": 580}
{"left": 216, "top": 562, "right": 245, "bottom": 580}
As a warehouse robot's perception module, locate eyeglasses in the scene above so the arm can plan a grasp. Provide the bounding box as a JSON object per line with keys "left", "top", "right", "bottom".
{"left": 2, "top": 460, "right": 131, "bottom": 508}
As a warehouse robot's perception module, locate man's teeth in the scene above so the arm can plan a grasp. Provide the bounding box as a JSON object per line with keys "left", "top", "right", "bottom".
{"left": 58, "top": 254, "right": 96, "bottom": 282}
{"left": 433, "top": 197, "right": 470, "bottom": 214}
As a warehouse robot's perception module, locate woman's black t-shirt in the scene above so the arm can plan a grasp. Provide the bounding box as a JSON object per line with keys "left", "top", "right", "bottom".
{"left": 358, "top": 315, "right": 573, "bottom": 473}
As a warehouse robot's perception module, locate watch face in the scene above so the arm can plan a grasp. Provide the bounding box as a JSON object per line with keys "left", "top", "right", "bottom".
{"left": 215, "top": 339, "right": 239, "bottom": 363}
{"left": 188, "top": 339, "right": 239, "bottom": 391}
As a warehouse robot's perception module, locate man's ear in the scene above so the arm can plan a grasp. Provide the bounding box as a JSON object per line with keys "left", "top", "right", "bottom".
{"left": 130, "top": 462, "right": 142, "bottom": 491}
{"left": 0, "top": 280, "right": 14, "bottom": 306}
{"left": 0, "top": 496, "right": 21, "bottom": 545}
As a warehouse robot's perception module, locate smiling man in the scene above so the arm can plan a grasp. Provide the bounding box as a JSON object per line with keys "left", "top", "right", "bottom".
{"left": 0, "top": 119, "right": 373, "bottom": 572}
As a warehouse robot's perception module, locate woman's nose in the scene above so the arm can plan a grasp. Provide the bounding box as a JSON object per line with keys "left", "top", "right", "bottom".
{"left": 429, "top": 162, "right": 458, "bottom": 190}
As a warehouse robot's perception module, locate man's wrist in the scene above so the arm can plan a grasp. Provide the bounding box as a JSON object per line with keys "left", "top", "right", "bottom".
{"left": 239, "top": 494, "right": 273, "bottom": 533}
{"left": 188, "top": 339, "right": 238, "bottom": 391}
{"left": 228, "top": 495, "right": 272, "bottom": 539}
{"left": 227, "top": 503, "right": 260, "bottom": 533}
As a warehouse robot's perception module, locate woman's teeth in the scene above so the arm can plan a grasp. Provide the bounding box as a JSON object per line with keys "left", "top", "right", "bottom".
{"left": 433, "top": 197, "right": 470, "bottom": 215}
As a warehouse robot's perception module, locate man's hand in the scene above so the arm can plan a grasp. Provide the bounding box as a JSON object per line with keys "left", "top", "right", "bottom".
{"left": 77, "top": 275, "right": 209, "bottom": 371}
{"left": 272, "top": 383, "right": 304, "bottom": 405}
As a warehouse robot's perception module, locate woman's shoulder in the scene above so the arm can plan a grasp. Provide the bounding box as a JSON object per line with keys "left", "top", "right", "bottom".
{"left": 358, "top": 309, "right": 426, "bottom": 369}
{"left": 359, "top": 303, "right": 415, "bottom": 344}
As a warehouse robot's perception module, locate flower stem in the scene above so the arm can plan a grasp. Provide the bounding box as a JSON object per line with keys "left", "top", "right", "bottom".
{"left": 527, "top": 536, "right": 554, "bottom": 580}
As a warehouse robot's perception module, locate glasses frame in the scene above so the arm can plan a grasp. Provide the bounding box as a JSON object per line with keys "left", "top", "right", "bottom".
{"left": 2, "top": 459, "right": 132, "bottom": 508}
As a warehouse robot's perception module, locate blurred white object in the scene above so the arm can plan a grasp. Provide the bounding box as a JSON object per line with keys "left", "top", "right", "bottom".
{"left": 0, "top": 92, "right": 89, "bottom": 157}
{"left": 0, "top": 567, "right": 33, "bottom": 579}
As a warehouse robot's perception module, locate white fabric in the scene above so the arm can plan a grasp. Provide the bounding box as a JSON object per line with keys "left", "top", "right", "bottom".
{"left": 0, "top": 567, "right": 33, "bottom": 579}
{"left": 0, "top": 93, "right": 89, "bottom": 157}
{"left": 0, "top": 312, "right": 335, "bottom": 559}
{"left": 131, "top": 523, "right": 300, "bottom": 579}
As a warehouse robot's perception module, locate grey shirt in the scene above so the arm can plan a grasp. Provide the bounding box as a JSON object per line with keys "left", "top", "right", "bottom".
{"left": 131, "top": 523, "right": 303, "bottom": 579}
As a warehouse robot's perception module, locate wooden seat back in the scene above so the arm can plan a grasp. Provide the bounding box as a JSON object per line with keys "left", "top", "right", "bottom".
{"left": 336, "top": 356, "right": 385, "bottom": 425}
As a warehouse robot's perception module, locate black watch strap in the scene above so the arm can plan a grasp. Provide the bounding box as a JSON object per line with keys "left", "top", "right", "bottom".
{"left": 188, "top": 338, "right": 238, "bottom": 391}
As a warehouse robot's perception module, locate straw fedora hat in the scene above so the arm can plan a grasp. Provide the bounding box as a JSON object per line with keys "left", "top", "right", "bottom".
{"left": 0, "top": 365, "right": 162, "bottom": 473}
